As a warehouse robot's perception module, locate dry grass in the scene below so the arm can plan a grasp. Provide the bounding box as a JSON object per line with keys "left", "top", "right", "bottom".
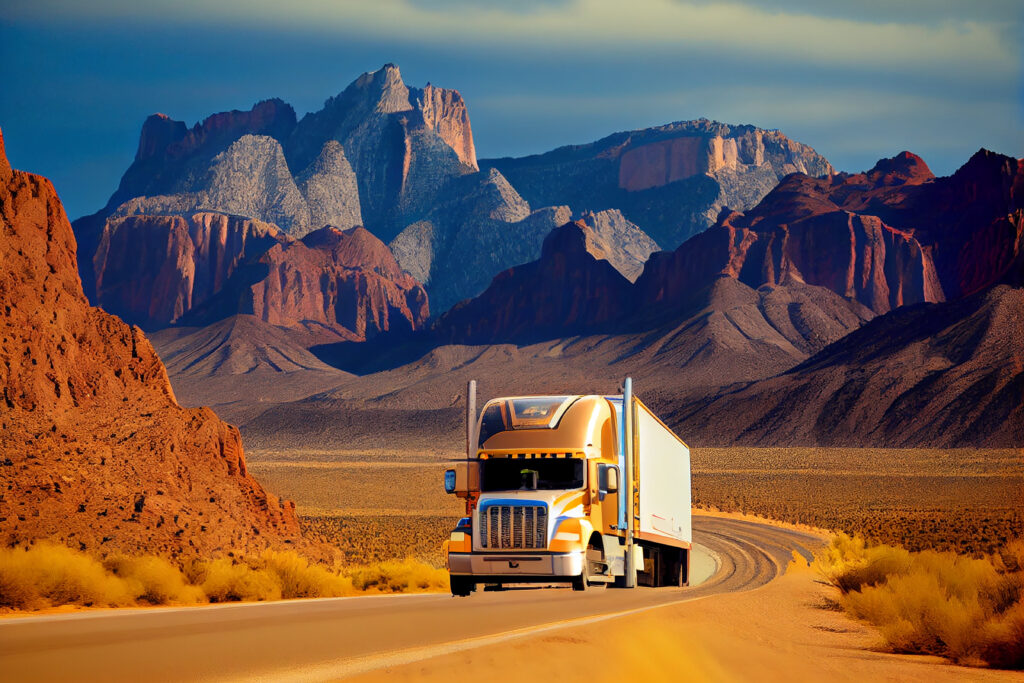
{"left": 693, "top": 448, "right": 1023, "bottom": 555}
{"left": 815, "top": 533, "right": 1024, "bottom": 669}
{"left": 0, "top": 543, "right": 446, "bottom": 612}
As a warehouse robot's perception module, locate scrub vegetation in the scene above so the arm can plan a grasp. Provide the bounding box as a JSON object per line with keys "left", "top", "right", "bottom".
{"left": 0, "top": 542, "right": 448, "bottom": 611}
{"left": 815, "top": 533, "right": 1024, "bottom": 669}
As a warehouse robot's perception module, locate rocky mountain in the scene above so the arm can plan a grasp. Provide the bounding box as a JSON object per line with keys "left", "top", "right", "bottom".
{"left": 482, "top": 119, "right": 833, "bottom": 248}
{"left": 434, "top": 218, "right": 872, "bottom": 349}
{"left": 388, "top": 171, "right": 661, "bottom": 313}
{"left": 636, "top": 187, "right": 943, "bottom": 317}
{"left": 0, "top": 129, "right": 304, "bottom": 558}
{"left": 86, "top": 64, "right": 476, "bottom": 244}
{"left": 670, "top": 285, "right": 1024, "bottom": 447}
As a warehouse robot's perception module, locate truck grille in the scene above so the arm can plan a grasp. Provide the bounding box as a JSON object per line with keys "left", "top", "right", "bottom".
{"left": 480, "top": 505, "right": 547, "bottom": 549}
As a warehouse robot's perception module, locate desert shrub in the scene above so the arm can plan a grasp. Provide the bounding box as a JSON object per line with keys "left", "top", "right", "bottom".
{"left": 1, "top": 541, "right": 447, "bottom": 612}
{"left": 194, "top": 558, "right": 282, "bottom": 603}
{"left": 104, "top": 555, "right": 205, "bottom": 605}
{"left": 816, "top": 534, "right": 1024, "bottom": 669}
{"left": 980, "top": 600, "right": 1024, "bottom": 669}
{"left": 814, "top": 533, "right": 912, "bottom": 593}
{"left": 0, "top": 542, "right": 134, "bottom": 609}
{"left": 345, "top": 558, "right": 449, "bottom": 593}
{"left": 252, "top": 551, "right": 355, "bottom": 598}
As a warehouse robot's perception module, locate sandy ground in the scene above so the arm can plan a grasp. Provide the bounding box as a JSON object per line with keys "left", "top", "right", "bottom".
{"left": 350, "top": 557, "right": 1019, "bottom": 683}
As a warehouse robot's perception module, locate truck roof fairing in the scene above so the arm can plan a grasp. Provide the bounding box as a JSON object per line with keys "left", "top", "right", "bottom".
{"left": 477, "top": 395, "right": 616, "bottom": 459}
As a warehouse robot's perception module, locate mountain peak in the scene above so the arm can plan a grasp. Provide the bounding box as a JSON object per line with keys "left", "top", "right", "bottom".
{"left": 866, "top": 151, "right": 934, "bottom": 186}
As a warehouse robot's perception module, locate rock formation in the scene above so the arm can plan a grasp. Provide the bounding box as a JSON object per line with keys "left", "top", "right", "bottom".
{"left": 482, "top": 119, "right": 833, "bottom": 248}
{"left": 91, "top": 212, "right": 429, "bottom": 336}
{"left": 93, "top": 212, "right": 286, "bottom": 328}
{"left": 389, "top": 168, "right": 575, "bottom": 313}
{"left": 0, "top": 129, "right": 304, "bottom": 558}
{"left": 636, "top": 182, "right": 944, "bottom": 316}
{"left": 237, "top": 226, "right": 429, "bottom": 338}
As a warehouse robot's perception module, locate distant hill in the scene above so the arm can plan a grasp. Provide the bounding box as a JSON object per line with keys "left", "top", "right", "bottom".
{"left": 669, "top": 285, "right": 1024, "bottom": 447}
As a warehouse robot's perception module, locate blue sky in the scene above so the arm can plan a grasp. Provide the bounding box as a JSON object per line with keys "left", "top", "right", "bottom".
{"left": 1, "top": 0, "right": 1020, "bottom": 220}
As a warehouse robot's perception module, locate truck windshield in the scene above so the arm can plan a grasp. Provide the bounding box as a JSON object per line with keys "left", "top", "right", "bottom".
{"left": 477, "top": 396, "right": 575, "bottom": 447}
{"left": 480, "top": 458, "right": 584, "bottom": 491}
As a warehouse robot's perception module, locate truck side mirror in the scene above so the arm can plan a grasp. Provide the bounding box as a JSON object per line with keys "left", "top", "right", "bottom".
{"left": 444, "top": 461, "right": 481, "bottom": 498}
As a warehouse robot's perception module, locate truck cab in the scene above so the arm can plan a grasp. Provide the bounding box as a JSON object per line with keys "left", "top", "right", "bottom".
{"left": 443, "top": 391, "right": 690, "bottom": 596}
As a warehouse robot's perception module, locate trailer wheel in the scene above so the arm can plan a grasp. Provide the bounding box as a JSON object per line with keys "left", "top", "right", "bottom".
{"left": 450, "top": 576, "right": 474, "bottom": 597}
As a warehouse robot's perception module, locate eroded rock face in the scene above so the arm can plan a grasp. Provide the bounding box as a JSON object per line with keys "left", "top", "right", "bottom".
{"left": 483, "top": 119, "right": 833, "bottom": 248}
{"left": 243, "top": 226, "right": 429, "bottom": 339}
{"left": 93, "top": 212, "right": 287, "bottom": 327}
{"left": 91, "top": 213, "right": 429, "bottom": 338}
{"left": 0, "top": 129, "right": 303, "bottom": 558}
{"left": 636, "top": 200, "right": 944, "bottom": 316}
{"left": 285, "top": 63, "right": 478, "bottom": 241}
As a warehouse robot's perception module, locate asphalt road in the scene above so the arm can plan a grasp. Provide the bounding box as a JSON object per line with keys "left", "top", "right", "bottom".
{"left": 0, "top": 516, "right": 824, "bottom": 682}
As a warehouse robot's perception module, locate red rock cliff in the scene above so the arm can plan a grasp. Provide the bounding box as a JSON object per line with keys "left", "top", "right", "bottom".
{"left": 0, "top": 129, "right": 303, "bottom": 558}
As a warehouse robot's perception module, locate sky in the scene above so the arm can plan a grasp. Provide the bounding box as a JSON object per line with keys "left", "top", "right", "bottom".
{"left": 1, "top": 0, "right": 1021, "bottom": 221}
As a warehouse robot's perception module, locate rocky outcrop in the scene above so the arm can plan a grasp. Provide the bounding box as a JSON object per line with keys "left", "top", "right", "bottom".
{"left": 389, "top": 168, "right": 575, "bottom": 313}
{"left": 482, "top": 119, "right": 833, "bottom": 248}
{"left": 692, "top": 148, "right": 1024, "bottom": 306}
{"left": 435, "top": 220, "right": 634, "bottom": 343}
{"left": 670, "top": 285, "right": 1024, "bottom": 447}
{"left": 239, "top": 226, "right": 429, "bottom": 338}
{"left": 92, "top": 212, "right": 287, "bottom": 328}
{"left": 0, "top": 129, "right": 303, "bottom": 558}
{"left": 636, "top": 193, "right": 944, "bottom": 316}
{"left": 578, "top": 209, "right": 659, "bottom": 282}
{"left": 80, "top": 63, "right": 477, "bottom": 246}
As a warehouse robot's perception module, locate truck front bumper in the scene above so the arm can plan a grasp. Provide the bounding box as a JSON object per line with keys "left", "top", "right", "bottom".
{"left": 448, "top": 551, "right": 584, "bottom": 580}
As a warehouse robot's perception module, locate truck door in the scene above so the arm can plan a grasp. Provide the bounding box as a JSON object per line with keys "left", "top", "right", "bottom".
{"left": 597, "top": 463, "right": 621, "bottom": 534}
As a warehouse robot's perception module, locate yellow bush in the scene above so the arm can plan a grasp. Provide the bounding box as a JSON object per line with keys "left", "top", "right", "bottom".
{"left": 816, "top": 534, "right": 1024, "bottom": 669}
{"left": 253, "top": 551, "right": 355, "bottom": 599}
{"left": 346, "top": 558, "right": 449, "bottom": 593}
{"left": 0, "top": 541, "right": 447, "bottom": 613}
{"left": 195, "top": 558, "right": 282, "bottom": 603}
{"left": 0, "top": 543, "right": 134, "bottom": 609}
{"left": 104, "top": 555, "right": 205, "bottom": 605}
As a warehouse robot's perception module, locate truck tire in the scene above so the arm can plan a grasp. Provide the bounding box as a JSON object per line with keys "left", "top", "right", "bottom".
{"left": 572, "top": 561, "right": 589, "bottom": 592}
{"left": 450, "top": 576, "right": 474, "bottom": 597}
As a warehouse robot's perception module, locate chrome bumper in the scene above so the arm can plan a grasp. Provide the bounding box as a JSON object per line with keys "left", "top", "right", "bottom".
{"left": 448, "top": 551, "right": 584, "bottom": 578}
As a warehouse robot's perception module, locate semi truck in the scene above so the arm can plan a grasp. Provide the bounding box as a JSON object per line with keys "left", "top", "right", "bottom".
{"left": 442, "top": 378, "right": 691, "bottom": 596}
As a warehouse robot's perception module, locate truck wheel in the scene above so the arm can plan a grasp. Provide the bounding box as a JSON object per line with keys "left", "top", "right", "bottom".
{"left": 450, "top": 576, "right": 474, "bottom": 597}
{"left": 572, "top": 560, "right": 589, "bottom": 592}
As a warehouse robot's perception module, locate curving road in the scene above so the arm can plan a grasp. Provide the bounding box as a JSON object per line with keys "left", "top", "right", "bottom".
{"left": 0, "top": 516, "right": 824, "bottom": 682}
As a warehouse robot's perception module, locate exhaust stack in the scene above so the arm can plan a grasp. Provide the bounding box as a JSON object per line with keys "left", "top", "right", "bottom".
{"left": 466, "top": 380, "right": 477, "bottom": 461}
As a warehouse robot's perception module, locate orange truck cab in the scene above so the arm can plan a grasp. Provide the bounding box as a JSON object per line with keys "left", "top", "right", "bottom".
{"left": 443, "top": 386, "right": 691, "bottom": 596}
